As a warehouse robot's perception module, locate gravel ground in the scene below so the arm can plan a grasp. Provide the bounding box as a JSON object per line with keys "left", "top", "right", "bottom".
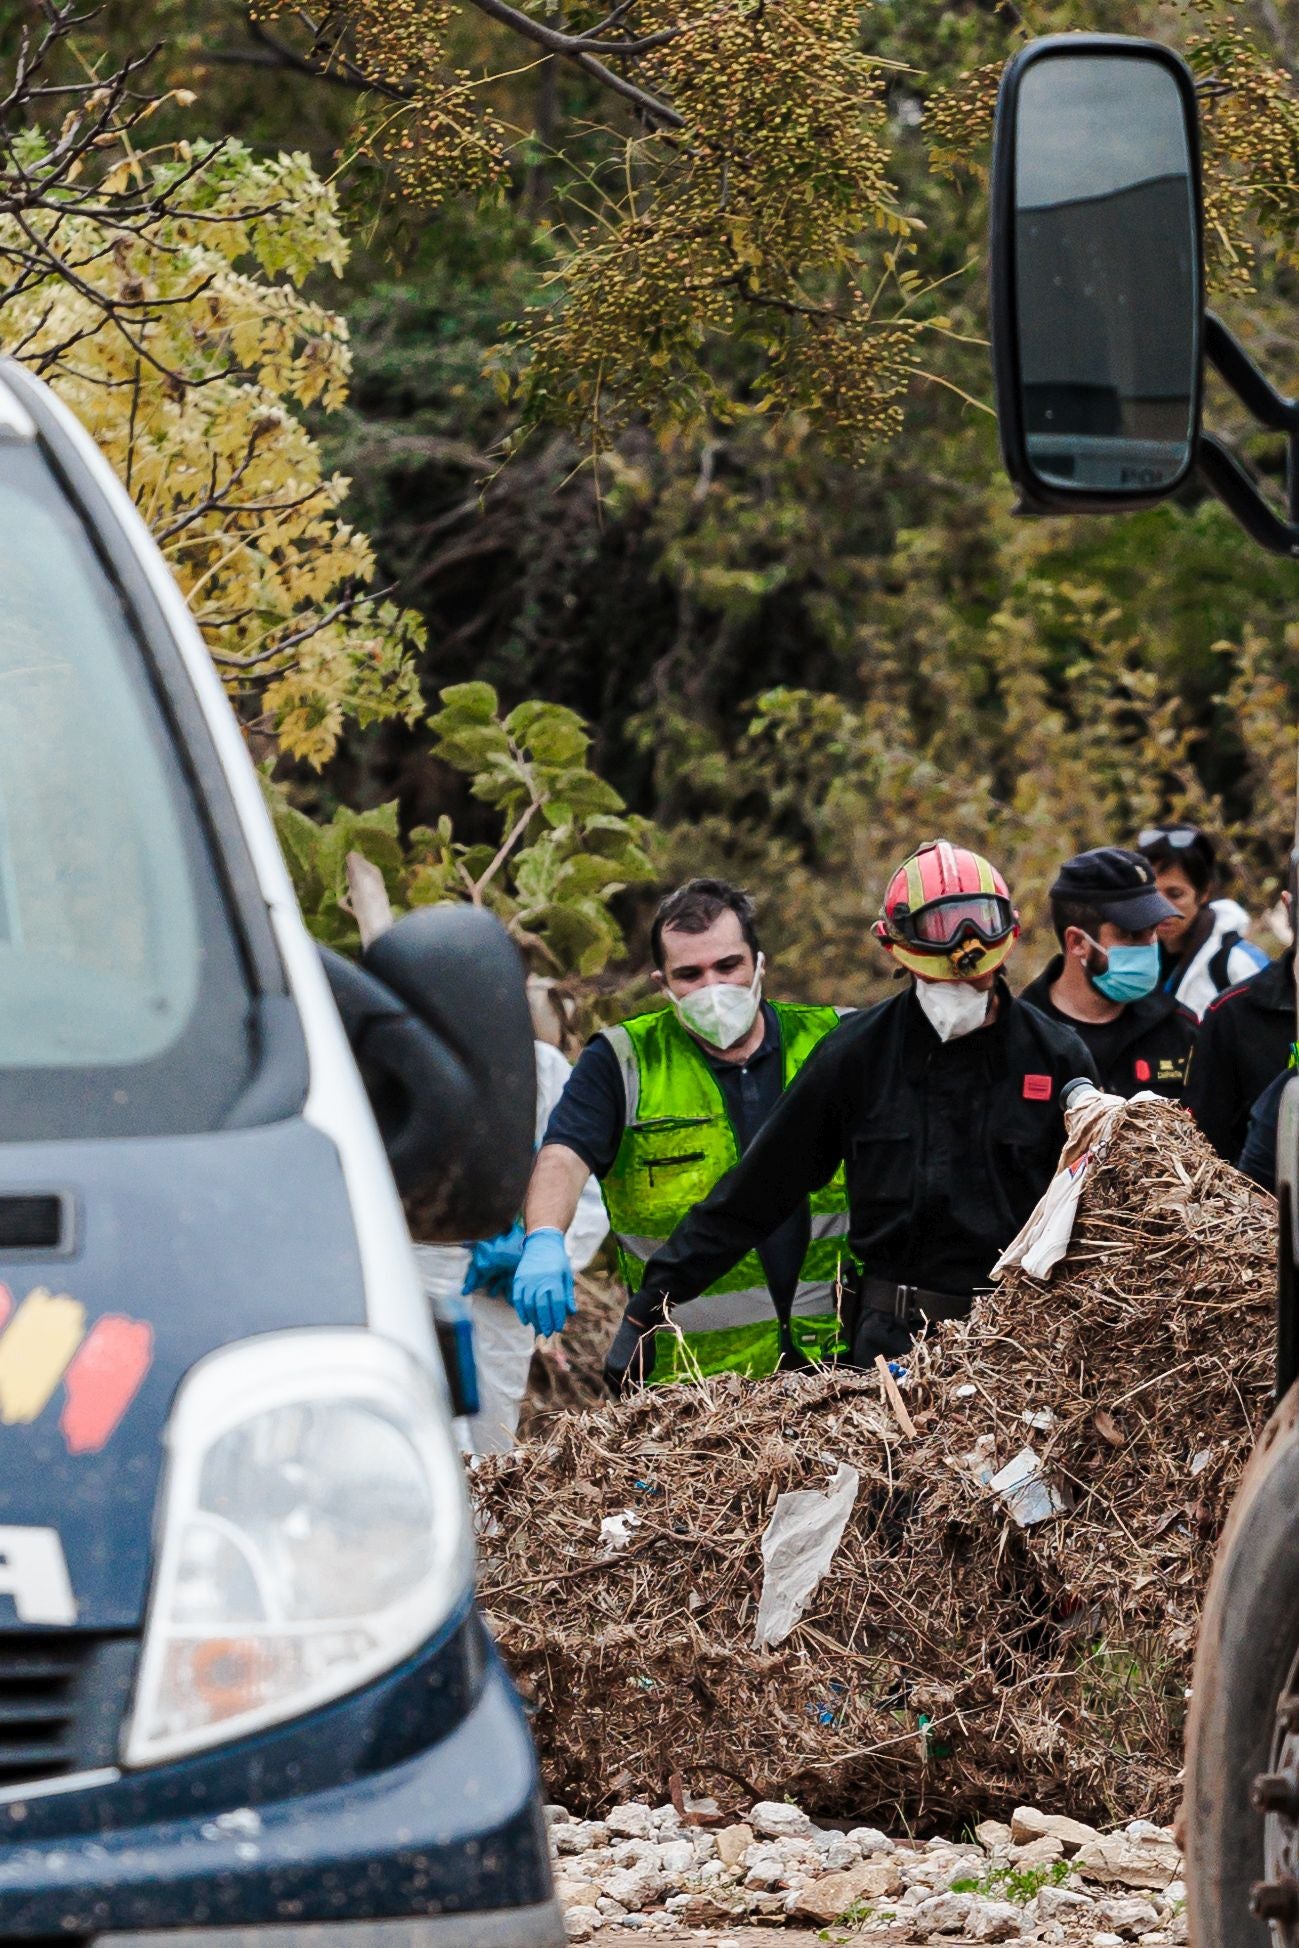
{"left": 547, "top": 1800, "right": 1187, "bottom": 1945}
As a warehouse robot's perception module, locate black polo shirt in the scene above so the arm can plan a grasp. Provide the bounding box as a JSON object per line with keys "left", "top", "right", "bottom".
{"left": 1019, "top": 959, "right": 1196, "bottom": 1100}
{"left": 541, "top": 1001, "right": 813, "bottom": 1306}
{"left": 1186, "top": 953, "right": 1294, "bottom": 1162}
{"left": 637, "top": 980, "right": 1097, "bottom": 1308}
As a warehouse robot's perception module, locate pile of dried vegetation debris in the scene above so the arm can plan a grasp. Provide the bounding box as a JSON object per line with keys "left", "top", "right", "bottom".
{"left": 474, "top": 1098, "right": 1274, "bottom": 1830}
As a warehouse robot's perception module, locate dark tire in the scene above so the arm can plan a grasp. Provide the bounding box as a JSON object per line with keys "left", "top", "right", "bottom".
{"left": 1186, "top": 1379, "right": 1299, "bottom": 1948}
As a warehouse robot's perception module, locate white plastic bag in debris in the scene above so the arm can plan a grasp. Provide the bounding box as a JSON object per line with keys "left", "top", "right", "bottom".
{"left": 989, "top": 1445, "right": 1068, "bottom": 1527}
{"left": 993, "top": 1085, "right": 1156, "bottom": 1281}
{"left": 754, "top": 1461, "right": 860, "bottom": 1649}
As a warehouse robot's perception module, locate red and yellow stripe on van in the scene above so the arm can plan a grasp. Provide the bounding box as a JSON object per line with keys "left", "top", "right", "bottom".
{"left": 0, "top": 1286, "right": 153, "bottom": 1453}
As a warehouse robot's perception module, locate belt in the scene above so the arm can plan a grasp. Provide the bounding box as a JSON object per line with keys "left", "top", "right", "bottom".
{"left": 858, "top": 1275, "right": 970, "bottom": 1325}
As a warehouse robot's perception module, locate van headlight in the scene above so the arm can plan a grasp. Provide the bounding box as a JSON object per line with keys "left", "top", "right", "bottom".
{"left": 125, "top": 1331, "right": 473, "bottom": 1767}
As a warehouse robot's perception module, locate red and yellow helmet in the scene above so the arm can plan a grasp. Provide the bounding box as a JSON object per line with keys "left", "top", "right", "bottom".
{"left": 872, "top": 841, "right": 1020, "bottom": 981}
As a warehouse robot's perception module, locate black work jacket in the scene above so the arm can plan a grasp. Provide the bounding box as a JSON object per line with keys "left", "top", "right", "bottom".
{"left": 1185, "top": 952, "right": 1294, "bottom": 1162}
{"left": 637, "top": 980, "right": 1097, "bottom": 1306}
{"left": 1019, "top": 960, "right": 1196, "bottom": 1101}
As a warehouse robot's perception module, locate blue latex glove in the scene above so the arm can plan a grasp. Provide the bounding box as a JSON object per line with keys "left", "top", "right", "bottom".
{"left": 511, "top": 1227, "right": 576, "bottom": 1338}
{"left": 462, "top": 1220, "right": 527, "bottom": 1299}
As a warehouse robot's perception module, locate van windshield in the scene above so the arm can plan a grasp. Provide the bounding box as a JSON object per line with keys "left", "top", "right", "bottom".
{"left": 0, "top": 440, "right": 255, "bottom": 1137}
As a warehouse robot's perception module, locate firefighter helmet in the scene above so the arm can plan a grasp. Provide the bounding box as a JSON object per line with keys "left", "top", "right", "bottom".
{"left": 873, "top": 841, "right": 1020, "bottom": 981}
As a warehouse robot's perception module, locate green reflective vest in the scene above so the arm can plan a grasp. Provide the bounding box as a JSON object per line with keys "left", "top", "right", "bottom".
{"left": 599, "top": 1002, "right": 853, "bottom": 1381}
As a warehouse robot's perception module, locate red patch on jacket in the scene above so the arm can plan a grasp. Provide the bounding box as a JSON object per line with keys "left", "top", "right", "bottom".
{"left": 1134, "top": 1058, "right": 1152, "bottom": 1082}
{"left": 1022, "top": 1074, "right": 1053, "bottom": 1101}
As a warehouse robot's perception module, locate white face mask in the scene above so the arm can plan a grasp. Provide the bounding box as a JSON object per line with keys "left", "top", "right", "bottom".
{"left": 914, "top": 977, "right": 990, "bottom": 1043}
{"left": 671, "top": 953, "right": 765, "bottom": 1051}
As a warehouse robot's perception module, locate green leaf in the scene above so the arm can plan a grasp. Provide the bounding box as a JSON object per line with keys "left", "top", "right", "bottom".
{"left": 433, "top": 681, "right": 499, "bottom": 725}
{"left": 554, "top": 773, "right": 625, "bottom": 816}
{"left": 431, "top": 724, "right": 512, "bottom": 773}
{"left": 514, "top": 842, "right": 562, "bottom": 903}
{"left": 512, "top": 702, "right": 590, "bottom": 765}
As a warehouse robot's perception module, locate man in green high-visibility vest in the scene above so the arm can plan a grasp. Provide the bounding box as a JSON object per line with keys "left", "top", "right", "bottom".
{"left": 511, "top": 878, "right": 854, "bottom": 1385}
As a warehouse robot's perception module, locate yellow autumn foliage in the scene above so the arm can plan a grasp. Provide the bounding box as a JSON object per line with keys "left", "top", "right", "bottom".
{"left": 0, "top": 135, "right": 423, "bottom": 767}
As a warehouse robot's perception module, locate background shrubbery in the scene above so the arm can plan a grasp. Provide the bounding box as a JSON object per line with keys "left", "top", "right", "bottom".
{"left": 6, "top": 0, "right": 1299, "bottom": 1008}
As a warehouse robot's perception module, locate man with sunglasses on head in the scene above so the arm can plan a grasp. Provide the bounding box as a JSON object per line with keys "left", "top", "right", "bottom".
{"left": 1020, "top": 847, "right": 1197, "bottom": 1099}
{"left": 605, "top": 841, "right": 1097, "bottom": 1387}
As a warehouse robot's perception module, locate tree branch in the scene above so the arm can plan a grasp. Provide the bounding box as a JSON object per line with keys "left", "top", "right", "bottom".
{"left": 459, "top": 0, "right": 684, "bottom": 127}
{"left": 208, "top": 13, "right": 412, "bottom": 101}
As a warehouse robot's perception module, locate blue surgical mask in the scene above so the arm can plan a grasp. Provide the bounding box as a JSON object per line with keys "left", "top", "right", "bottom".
{"left": 1087, "top": 939, "right": 1160, "bottom": 1004}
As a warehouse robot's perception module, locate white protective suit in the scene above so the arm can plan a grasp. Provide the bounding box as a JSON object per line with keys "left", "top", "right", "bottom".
{"left": 1167, "top": 897, "right": 1268, "bottom": 1020}
{"left": 413, "top": 1040, "right": 608, "bottom": 1456}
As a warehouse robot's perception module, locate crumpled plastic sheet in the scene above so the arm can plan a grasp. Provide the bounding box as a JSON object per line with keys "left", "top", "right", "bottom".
{"left": 988, "top": 1445, "right": 1068, "bottom": 1528}
{"left": 994, "top": 1086, "right": 1159, "bottom": 1281}
{"left": 754, "top": 1460, "right": 860, "bottom": 1648}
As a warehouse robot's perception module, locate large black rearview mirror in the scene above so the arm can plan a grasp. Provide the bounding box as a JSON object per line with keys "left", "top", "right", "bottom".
{"left": 990, "top": 36, "right": 1203, "bottom": 511}
{"left": 320, "top": 905, "right": 536, "bottom": 1243}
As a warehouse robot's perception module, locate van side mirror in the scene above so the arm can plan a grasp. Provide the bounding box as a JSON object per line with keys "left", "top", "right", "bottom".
{"left": 320, "top": 905, "right": 536, "bottom": 1243}
{"left": 990, "top": 36, "right": 1203, "bottom": 511}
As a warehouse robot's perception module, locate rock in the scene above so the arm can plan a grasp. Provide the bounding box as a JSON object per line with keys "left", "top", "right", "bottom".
{"left": 554, "top": 1821, "right": 610, "bottom": 1855}
{"left": 750, "top": 1800, "right": 814, "bottom": 1840}
{"left": 1075, "top": 1838, "right": 1182, "bottom": 1891}
{"left": 1125, "top": 1822, "right": 1173, "bottom": 1843}
{"left": 912, "top": 1891, "right": 975, "bottom": 1934}
{"left": 546, "top": 1804, "right": 572, "bottom": 1825}
{"left": 679, "top": 1894, "right": 742, "bottom": 1927}
{"left": 605, "top": 1804, "right": 656, "bottom": 1840}
{"left": 1010, "top": 1835, "right": 1065, "bottom": 1866}
{"left": 609, "top": 1839, "right": 662, "bottom": 1870}
{"left": 977, "top": 1820, "right": 1015, "bottom": 1852}
{"left": 650, "top": 1805, "right": 681, "bottom": 1835}
{"left": 716, "top": 1823, "right": 754, "bottom": 1867}
{"left": 847, "top": 1826, "right": 896, "bottom": 1856}
{"left": 744, "top": 1851, "right": 788, "bottom": 1891}
{"left": 699, "top": 1860, "right": 732, "bottom": 1885}
{"left": 1038, "top": 1886, "right": 1096, "bottom": 1919}
{"left": 787, "top": 1858, "right": 906, "bottom": 1924}
{"left": 563, "top": 1907, "right": 603, "bottom": 1941}
{"left": 741, "top": 1836, "right": 816, "bottom": 1878}
{"left": 600, "top": 1867, "right": 665, "bottom": 1910}
{"left": 812, "top": 1832, "right": 861, "bottom": 1873}
{"left": 1011, "top": 1807, "right": 1104, "bottom": 1853}
{"left": 907, "top": 1856, "right": 961, "bottom": 1891}
{"left": 1163, "top": 1880, "right": 1186, "bottom": 1908}
{"left": 656, "top": 1838, "right": 695, "bottom": 1876}
{"left": 969, "top": 1896, "right": 1028, "bottom": 1940}
{"left": 1093, "top": 1898, "right": 1161, "bottom": 1937}
{"left": 691, "top": 1830, "right": 719, "bottom": 1864}
{"left": 1094, "top": 1935, "right": 1125, "bottom": 1947}
{"left": 594, "top": 1897, "right": 627, "bottom": 1920}
{"left": 554, "top": 1876, "right": 601, "bottom": 1909}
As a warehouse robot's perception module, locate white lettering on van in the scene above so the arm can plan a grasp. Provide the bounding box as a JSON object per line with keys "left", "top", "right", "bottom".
{"left": 0, "top": 1526, "right": 76, "bottom": 1624}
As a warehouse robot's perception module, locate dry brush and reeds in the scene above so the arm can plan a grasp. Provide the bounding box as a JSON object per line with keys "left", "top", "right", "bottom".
{"left": 477, "top": 1099, "right": 1274, "bottom": 1830}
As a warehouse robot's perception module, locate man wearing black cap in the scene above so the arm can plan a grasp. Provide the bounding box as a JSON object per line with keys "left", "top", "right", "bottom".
{"left": 1020, "top": 848, "right": 1197, "bottom": 1099}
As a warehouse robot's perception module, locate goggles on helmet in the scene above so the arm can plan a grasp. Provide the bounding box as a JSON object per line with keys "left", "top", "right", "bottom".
{"left": 888, "top": 892, "right": 1017, "bottom": 954}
